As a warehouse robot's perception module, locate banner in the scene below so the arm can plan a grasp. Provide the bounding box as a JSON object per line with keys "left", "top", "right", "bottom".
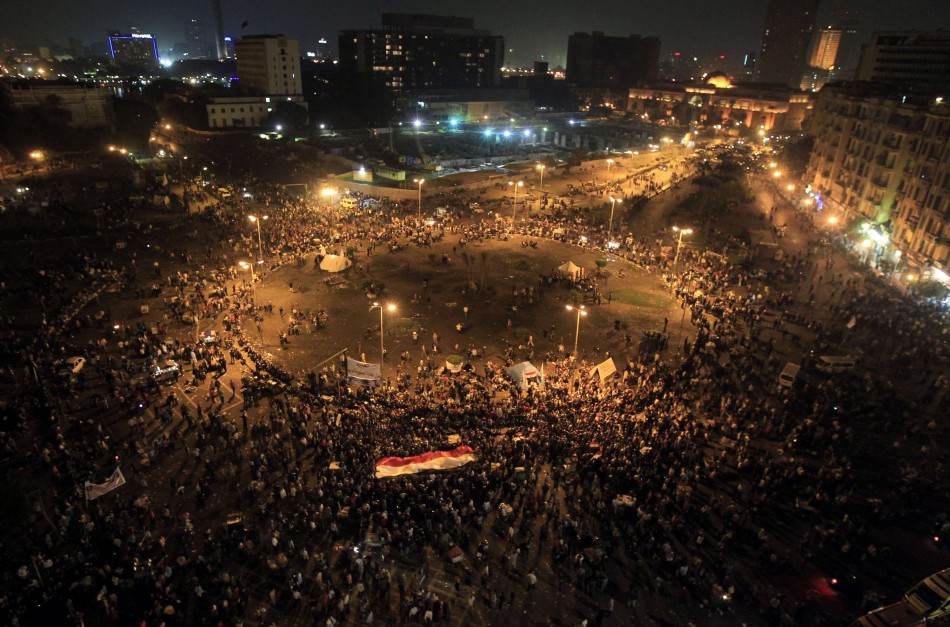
{"left": 85, "top": 467, "right": 127, "bottom": 501}
{"left": 346, "top": 357, "right": 381, "bottom": 387}
{"left": 376, "top": 446, "right": 477, "bottom": 478}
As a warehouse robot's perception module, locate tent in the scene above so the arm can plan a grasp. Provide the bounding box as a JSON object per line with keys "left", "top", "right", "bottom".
{"left": 320, "top": 254, "right": 352, "bottom": 273}
{"left": 589, "top": 357, "right": 617, "bottom": 382}
{"left": 557, "top": 260, "right": 585, "bottom": 281}
{"left": 507, "top": 361, "right": 545, "bottom": 390}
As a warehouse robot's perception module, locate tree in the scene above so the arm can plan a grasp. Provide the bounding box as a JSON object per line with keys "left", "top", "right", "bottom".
{"left": 267, "top": 101, "right": 309, "bottom": 130}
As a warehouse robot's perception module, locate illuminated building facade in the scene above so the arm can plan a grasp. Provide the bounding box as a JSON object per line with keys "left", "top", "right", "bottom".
{"left": 339, "top": 13, "right": 504, "bottom": 91}
{"left": 804, "top": 84, "right": 950, "bottom": 276}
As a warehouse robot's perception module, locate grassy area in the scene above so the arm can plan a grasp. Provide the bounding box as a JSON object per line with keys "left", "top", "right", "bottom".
{"left": 609, "top": 289, "right": 669, "bottom": 308}
{"left": 388, "top": 317, "right": 421, "bottom": 336}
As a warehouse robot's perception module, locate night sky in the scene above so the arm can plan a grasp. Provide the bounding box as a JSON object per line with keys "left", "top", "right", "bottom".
{"left": 5, "top": 0, "right": 949, "bottom": 67}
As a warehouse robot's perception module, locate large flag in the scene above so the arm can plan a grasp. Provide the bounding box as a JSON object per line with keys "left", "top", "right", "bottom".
{"left": 346, "top": 357, "right": 381, "bottom": 387}
{"left": 376, "top": 446, "right": 477, "bottom": 479}
{"left": 85, "top": 467, "right": 126, "bottom": 500}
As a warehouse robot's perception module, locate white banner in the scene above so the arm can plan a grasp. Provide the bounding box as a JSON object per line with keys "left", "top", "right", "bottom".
{"left": 346, "top": 357, "right": 381, "bottom": 387}
{"left": 85, "top": 467, "right": 127, "bottom": 501}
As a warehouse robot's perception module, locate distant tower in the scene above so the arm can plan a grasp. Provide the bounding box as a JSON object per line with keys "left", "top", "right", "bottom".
{"left": 754, "top": 0, "right": 819, "bottom": 86}
{"left": 211, "top": 0, "right": 226, "bottom": 60}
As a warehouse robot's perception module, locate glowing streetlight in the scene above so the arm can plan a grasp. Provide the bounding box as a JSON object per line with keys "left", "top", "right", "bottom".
{"left": 370, "top": 302, "right": 397, "bottom": 367}
{"left": 164, "top": 123, "right": 172, "bottom": 130}
{"left": 536, "top": 163, "right": 546, "bottom": 192}
{"left": 606, "top": 158, "right": 614, "bottom": 173}
{"left": 248, "top": 214, "right": 269, "bottom": 262}
{"left": 238, "top": 261, "right": 257, "bottom": 298}
{"left": 29, "top": 151, "right": 44, "bottom": 160}
{"left": 773, "top": 170, "right": 782, "bottom": 178}
{"left": 672, "top": 226, "right": 693, "bottom": 274}
{"left": 508, "top": 180, "right": 524, "bottom": 222}
{"left": 608, "top": 196, "right": 622, "bottom": 237}
{"left": 786, "top": 184, "right": 795, "bottom": 191}
{"left": 565, "top": 304, "right": 588, "bottom": 387}
{"left": 413, "top": 178, "right": 425, "bottom": 219}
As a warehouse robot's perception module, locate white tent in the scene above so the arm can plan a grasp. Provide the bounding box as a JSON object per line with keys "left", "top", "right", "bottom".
{"left": 320, "top": 254, "right": 352, "bottom": 273}
{"left": 507, "top": 361, "right": 545, "bottom": 390}
{"left": 589, "top": 357, "right": 617, "bottom": 382}
{"left": 557, "top": 260, "right": 585, "bottom": 281}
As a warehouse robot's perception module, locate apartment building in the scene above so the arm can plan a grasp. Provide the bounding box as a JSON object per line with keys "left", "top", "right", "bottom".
{"left": 804, "top": 84, "right": 950, "bottom": 276}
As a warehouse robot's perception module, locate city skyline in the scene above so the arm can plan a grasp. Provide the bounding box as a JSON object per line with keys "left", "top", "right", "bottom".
{"left": 4, "top": 0, "right": 949, "bottom": 68}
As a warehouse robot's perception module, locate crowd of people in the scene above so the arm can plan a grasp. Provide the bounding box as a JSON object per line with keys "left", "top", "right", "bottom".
{"left": 0, "top": 145, "right": 947, "bottom": 627}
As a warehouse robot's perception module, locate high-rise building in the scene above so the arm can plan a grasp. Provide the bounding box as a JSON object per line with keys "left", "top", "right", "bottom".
{"left": 755, "top": 0, "right": 819, "bottom": 86}
{"left": 224, "top": 36, "right": 235, "bottom": 59}
{"left": 566, "top": 31, "right": 660, "bottom": 89}
{"left": 809, "top": 28, "right": 841, "bottom": 71}
{"left": 339, "top": 13, "right": 504, "bottom": 92}
{"left": 804, "top": 83, "right": 950, "bottom": 276}
{"left": 185, "top": 19, "right": 213, "bottom": 59}
{"left": 207, "top": 34, "right": 306, "bottom": 129}
{"left": 211, "top": 0, "right": 226, "bottom": 60}
{"left": 108, "top": 31, "right": 159, "bottom": 68}
{"left": 832, "top": 15, "right": 861, "bottom": 78}
{"left": 234, "top": 35, "right": 302, "bottom": 96}
{"left": 800, "top": 27, "right": 842, "bottom": 91}
{"left": 857, "top": 31, "right": 950, "bottom": 93}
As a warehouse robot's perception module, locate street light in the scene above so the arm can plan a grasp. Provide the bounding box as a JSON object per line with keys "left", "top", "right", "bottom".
{"left": 371, "top": 302, "right": 397, "bottom": 368}
{"left": 608, "top": 196, "right": 622, "bottom": 237}
{"left": 238, "top": 261, "right": 256, "bottom": 298}
{"left": 606, "top": 158, "right": 614, "bottom": 174}
{"left": 565, "top": 304, "right": 587, "bottom": 388}
{"left": 536, "top": 164, "right": 545, "bottom": 193}
{"left": 413, "top": 178, "right": 425, "bottom": 219}
{"left": 248, "top": 214, "right": 269, "bottom": 263}
{"left": 672, "top": 226, "right": 693, "bottom": 274}
{"left": 508, "top": 180, "right": 524, "bottom": 222}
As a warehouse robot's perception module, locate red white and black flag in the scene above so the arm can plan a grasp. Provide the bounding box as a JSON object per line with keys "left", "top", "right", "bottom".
{"left": 375, "top": 446, "right": 477, "bottom": 478}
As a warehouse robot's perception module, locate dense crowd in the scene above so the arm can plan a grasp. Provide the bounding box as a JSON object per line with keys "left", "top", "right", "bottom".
{"left": 0, "top": 152, "right": 947, "bottom": 627}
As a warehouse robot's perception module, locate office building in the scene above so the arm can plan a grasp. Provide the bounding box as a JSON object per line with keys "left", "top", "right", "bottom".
{"left": 339, "top": 13, "right": 504, "bottom": 91}
{"left": 234, "top": 35, "right": 302, "bottom": 96}
{"left": 800, "top": 27, "right": 842, "bottom": 91}
{"left": 856, "top": 31, "right": 950, "bottom": 93}
{"left": 754, "top": 0, "right": 819, "bottom": 86}
{"left": 566, "top": 31, "right": 660, "bottom": 89}
{"left": 809, "top": 28, "right": 841, "bottom": 71}
{"left": 185, "top": 19, "right": 213, "bottom": 59}
{"left": 803, "top": 84, "right": 950, "bottom": 276}
{"left": 108, "top": 32, "right": 159, "bottom": 68}
{"left": 207, "top": 34, "right": 306, "bottom": 128}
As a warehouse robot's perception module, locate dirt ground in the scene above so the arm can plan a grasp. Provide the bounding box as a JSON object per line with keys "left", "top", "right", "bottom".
{"left": 253, "top": 236, "right": 677, "bottom": 379}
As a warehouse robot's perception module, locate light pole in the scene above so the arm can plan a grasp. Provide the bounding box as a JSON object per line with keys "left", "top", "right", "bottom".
{"left": 238, "top": 261, "right": 257, "bottom": 300}
{"left": 248, "top": 214, "right": 269, "bottom": 263}
{"left": 536, "top": 164, "right": 546, "bottom": 193}
{"left": 508, "top": 180, "right": 523, "bottom": 223}
{"left": 608, "top": 196, "right": 622, "bottom": 238}
{"left": 371, "top": 302, "right": 397, "bottom": 368}
{"left": 565, "top": 304, "right": 587, "bottom": 390}
{"left": 606, "top": 158, "right": 614, "bottom": 175}
{"left": 413, "top": 178, "right": 425, "bottom": 220}
{"left": 672, "top": 226, "right": 693, "bottom": 274}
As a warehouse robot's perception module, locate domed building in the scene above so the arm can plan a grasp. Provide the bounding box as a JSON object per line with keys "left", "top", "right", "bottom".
{"left": 704, "top": 71, "right": 732, "bottom": 89}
